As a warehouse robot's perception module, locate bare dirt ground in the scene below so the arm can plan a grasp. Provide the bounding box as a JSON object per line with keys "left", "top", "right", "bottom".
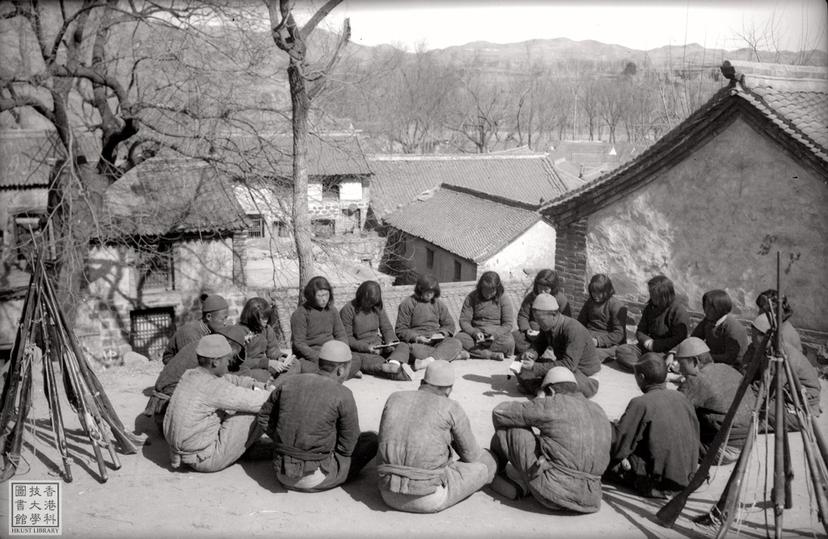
{"left": 1, "top": 356, "right": 826, "bottom": 539}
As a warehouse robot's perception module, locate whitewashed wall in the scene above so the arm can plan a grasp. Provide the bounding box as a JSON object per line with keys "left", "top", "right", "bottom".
{"left": 585, "top": 117, "right": 828, "bottom": 331}
{"left": 480, "top": 220, "right": 556, "bottom": 281}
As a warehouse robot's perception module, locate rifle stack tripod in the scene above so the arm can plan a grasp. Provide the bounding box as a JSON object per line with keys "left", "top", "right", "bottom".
{"left": 0, "top": 251, "right": 141, "bottom": 483}
{"left": 656, "top": 253, "right": 828, "bottom": 537}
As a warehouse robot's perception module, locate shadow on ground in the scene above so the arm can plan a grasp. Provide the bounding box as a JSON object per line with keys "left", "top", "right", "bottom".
{"left": 462, "top": 373, "right": 523, "bottom": 397}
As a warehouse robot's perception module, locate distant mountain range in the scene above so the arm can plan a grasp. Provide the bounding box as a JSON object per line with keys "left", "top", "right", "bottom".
{"left": 337, "top": 34, "right": 828, "bottom": 71}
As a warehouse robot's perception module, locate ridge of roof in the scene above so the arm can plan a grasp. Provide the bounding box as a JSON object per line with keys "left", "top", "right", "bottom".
{"left": 441, "top": 183, "right": 543, "bottom": 210}
{"left": 368, "top": 152, "right": 550, "bottom": 161}
{"left": 385, "top": 187, "right": 541, "bottom": 262}
{"left": 539, "top": 75, "right": 828, "bottom": 224}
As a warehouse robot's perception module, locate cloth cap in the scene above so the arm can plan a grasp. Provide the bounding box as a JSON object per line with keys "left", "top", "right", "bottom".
{"left": 319, "top": 340, "right": 352, "bottom": 363}
{"left": 202, "top": 294, "right": 229, "bottom": 313}
{"left": 195, "top": 334, "right": 232, "bottom": 359}
{"left": 674, "top": 337, "right": 710, "bottom": 358}
{"left": 532, "top": 293, "right": 559, "bottom": 311}
{"left": 751, "top": 314, "right": 771, "bottom": 334}
{"left": 217, "top": 325, "right": 249, "bottom": 347}
{"left": 541, "top": 366, "right": 576, "bottom": 388}
{"left": 424, "top": 360, "right": 454, "bottom": 386}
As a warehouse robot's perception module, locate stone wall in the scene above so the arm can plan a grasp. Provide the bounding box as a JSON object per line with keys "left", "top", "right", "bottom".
{"left": 561, "top": 117, "right": 827, "bottom": 337}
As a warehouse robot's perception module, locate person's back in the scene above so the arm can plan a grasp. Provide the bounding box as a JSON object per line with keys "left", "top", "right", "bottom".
{"left": 377, "top": 361, "right": 496, "bottom": 513}
{"left": 611, "top": 386, "right": 699, "bottom": 495}
{"left": 492, "top": 382, "right": 611, "bottom": 512}
{"left": 257, "top": 340, "right": 377, "bottom": 493}
{"left": 680, "top": 362, "right": 754, "bottom": 445}
{"left": 269, "top": 373, "right": 354, "bottom": 459}
{"left": 378, "top": 390, "right": 474, "bottom": 492}
{"left": 155, "top": 341, "right": 200, "bottom": 395}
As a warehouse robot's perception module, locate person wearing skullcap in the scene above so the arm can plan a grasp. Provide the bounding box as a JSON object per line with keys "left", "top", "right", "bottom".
{"left": 163, "top": 334, "right": 272, "bottom": 472}
{"left": 515, "top": 293, "right": 601, "bottom": 398}
{"left": 162, "top": 293, "right": 230, "bottom": 364}
{"left": 147, "top": 324, "right": 254, "bottom": 436}
{"left": 749, "top": 314, "right": 821, "bottom": 432}
{"left": 606, "top": 353, "right": 699, "bottom": 498}
{"left": 513, "top": 269, "right": 573, "bottom": 355}
{"left": 376, "top": 360, "right": 497, "bottom": 513}
{"left": 674, "top": 336, "right": 756, "bottom": 465}
{"left": 489, "top": 366, "right": 611, "bottom": 513}
{"left": 256, "top": 340, "right": 378, "bottom": 492}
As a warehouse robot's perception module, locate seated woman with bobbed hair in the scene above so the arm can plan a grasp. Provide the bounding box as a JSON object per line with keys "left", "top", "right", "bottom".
{"left": 615, "top": 275, "right": 689, "bottom": 372}
{"left": 690, "top": 289, "right": 749, "bottom": 369}
{"left": 340, "top": 280, "right": 411, "bottom": 381}
{"left": 395, "top": 274, "right": 464, "bottom": 371}
{"left": 235, "top": 296, "right": 300, "bottom": 383}
{"left": 456, "top": 271, "right": 515, "bottom": 361}
{"left": 577, "top": 274, "right": 627, "bottom": 364}
{"left": 290, "top": 276, "right": 349, "bottom": 374}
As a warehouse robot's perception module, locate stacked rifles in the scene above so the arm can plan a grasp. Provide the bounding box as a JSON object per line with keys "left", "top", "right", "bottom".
{"left": 0, "top": 252, "right": 140, "bottom": 483}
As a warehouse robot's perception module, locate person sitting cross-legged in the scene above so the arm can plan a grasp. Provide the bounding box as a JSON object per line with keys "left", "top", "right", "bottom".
{"left": 340, "top": 280, "right": 412, "bottom": 381}
{"left": 147, "top": 325, "right": 253, "bottom": 437}
{"left": 376, "top": 360, "right": 497, "bottom": 513}
{"left": 163, "top": 334, "right": 272, "bottom": 472}
{"left": 675, "top": 337, "right": 757, "bottom": 465}
{"left": 605, "top": 353, "right": 699, "bottom": 498}
{"left": 455, "top": 271, "right": 516, "bottom": 361}
{"left": 395, "top": 274, "right": 465, "bottom": 372}
{"left": 256, "top": 340, "right": 378, "bottom": 492}
{"left": 489, "top": 367, "right": 612, "bottom": 513}
{"left": 515, "top": 293, "right": 601, "bottom": 398}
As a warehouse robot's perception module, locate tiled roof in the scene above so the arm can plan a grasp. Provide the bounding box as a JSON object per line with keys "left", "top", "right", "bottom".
{"left": 0, "top": 129, "right": 98, "bottom": 188}
{"left": 104, "top": 157, "right": 248, "bottom": 237}
{"left": 384, "top": 184, "right": 542, "bottom": 263}
{"left": 368, "top": 153, "right": 570, "bottom": 219}
{"left": 747, "top": 85, "right": 828, "bottom": 159}
{"left": 540, "top": 66, "right": 828, "bottom": 225}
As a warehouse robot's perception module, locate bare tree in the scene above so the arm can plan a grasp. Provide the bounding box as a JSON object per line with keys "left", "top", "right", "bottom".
{"left": 264, "top": 0, "right": 349, "bottom": 289}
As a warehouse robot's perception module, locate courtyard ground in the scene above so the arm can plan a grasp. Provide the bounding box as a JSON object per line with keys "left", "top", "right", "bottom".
{"left": 0, "top": 355, "right": 826, "bottom": 539}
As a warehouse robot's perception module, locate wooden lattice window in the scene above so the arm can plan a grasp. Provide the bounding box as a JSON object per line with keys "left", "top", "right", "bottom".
{"left": 247, "top": 214, "right": 264, "bottom": 238}
{"left": 130, "top": 306, "right": 175, "bottom": 361}
{"left": 136, "top": 242, "right": 174, "bottom": 291}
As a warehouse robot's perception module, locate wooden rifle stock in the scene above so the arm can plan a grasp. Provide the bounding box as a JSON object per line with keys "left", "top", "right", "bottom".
{"left": 656, "top": 334, "right": 769, "bottom": 528}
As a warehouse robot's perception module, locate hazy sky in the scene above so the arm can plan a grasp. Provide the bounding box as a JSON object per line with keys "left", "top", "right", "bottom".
{"left": 320, "top": 0, "right": 827, "bottom": 53}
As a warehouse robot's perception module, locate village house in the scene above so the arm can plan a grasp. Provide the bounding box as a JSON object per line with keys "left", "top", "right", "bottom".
{"left": 233, "top": 134, "right": 372, "bottom": 240}
{"left": 80, "top": 155, "right": 250, "bottom": 361}
{"left": 381, "top": 184, "right": 557, "bottom": 284}
{"left": 539, "top": 61, "right": 828, "bottom": 352}
{"left": 367, "top": 152, "right": 580, "bottom": 284}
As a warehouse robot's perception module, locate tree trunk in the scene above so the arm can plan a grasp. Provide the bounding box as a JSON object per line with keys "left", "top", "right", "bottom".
{"left": 288, "top": 63, "right": 315, "bottom": 292}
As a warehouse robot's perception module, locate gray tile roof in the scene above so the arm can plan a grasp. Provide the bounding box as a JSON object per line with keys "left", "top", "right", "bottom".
{"left": 384, "top": 185, "right": 542, "bottom": 263}
{"left": 368, "top": 153, "right": 569, "bottom": 220}
{"left": 0, "top": 129, "right": 97, "bottom": 188}
{"left": 104, "top": 156, "right": 248, "bottom": 237}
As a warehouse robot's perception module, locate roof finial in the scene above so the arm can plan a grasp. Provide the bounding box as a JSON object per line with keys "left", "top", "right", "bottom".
{"left": 720, "top": 60, "right": 745, "bottom": 89}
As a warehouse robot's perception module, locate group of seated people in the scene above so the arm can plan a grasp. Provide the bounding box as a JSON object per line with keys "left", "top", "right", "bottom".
{"left": 142, "top": 269, "right": 823, "bottom": 515}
